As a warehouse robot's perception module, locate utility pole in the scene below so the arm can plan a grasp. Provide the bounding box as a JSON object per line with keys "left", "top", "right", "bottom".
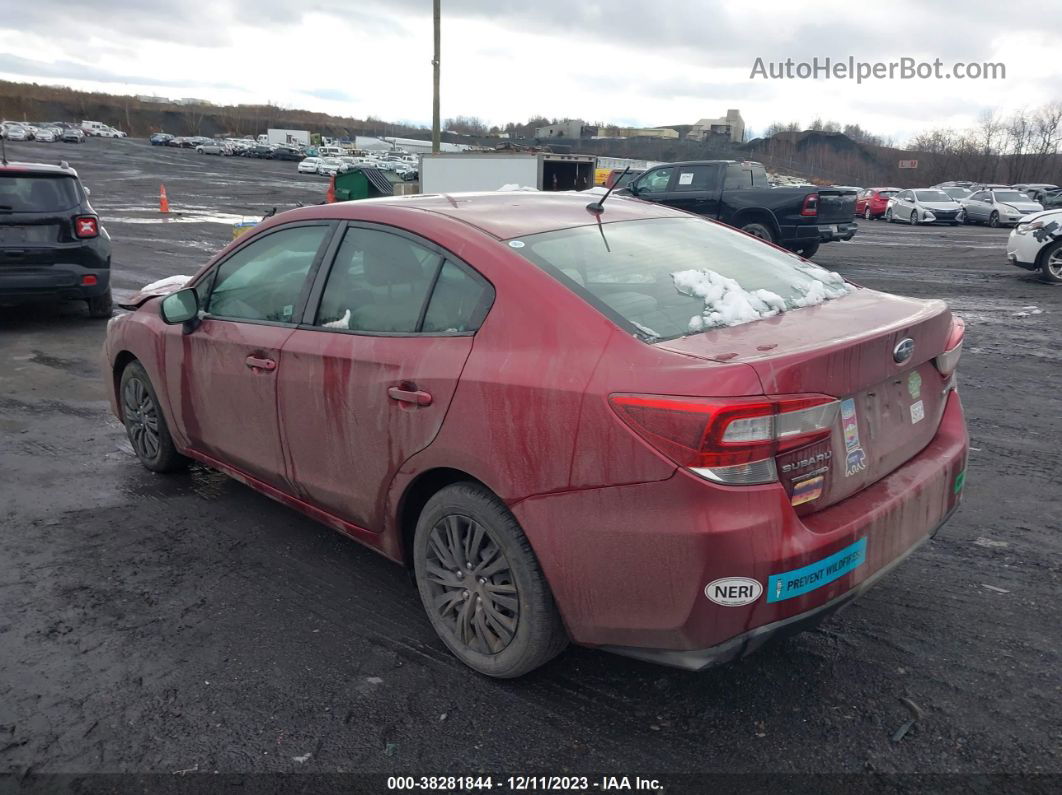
{"left": 432, "top": 0, "right": 441, "bottom": 154}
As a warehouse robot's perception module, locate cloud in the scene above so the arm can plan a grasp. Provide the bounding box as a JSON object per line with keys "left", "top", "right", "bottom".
{"left": 303, "top": 88, "right": 357, "bottom": 102}
{"left": 0, "top": 53, "right": 240, "bottom": 91}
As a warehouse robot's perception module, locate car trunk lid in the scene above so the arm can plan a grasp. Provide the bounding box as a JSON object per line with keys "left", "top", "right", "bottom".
{"left": 656, "top": 289, "right": 954, "bottom": 512}
{"left": 814, "top": 189, "right": 857, "bottom": 223}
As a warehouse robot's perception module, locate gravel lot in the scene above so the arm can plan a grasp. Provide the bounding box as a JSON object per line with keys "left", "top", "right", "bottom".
{"left": 0, "top": 139, "right": 1059, "bottom": 781}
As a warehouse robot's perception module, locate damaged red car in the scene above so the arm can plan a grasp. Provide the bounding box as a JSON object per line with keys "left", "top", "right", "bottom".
{"left": 103, "top": 192, "right": 968, "bottom": 677}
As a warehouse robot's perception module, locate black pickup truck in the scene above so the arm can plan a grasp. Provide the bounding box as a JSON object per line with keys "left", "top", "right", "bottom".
{"left": 619, "top": 160, "right": 857, "bottom": 258}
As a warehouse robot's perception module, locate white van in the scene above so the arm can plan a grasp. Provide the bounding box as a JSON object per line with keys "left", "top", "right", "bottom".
{"left": 318, "top": 145, "right": 347, "bottom": 158}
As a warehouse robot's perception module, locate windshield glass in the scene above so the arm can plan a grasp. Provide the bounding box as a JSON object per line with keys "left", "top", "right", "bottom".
{"left": 0, "top": 175, "right": 81, "bottom": 212}
{"left": 878, "top": 190, "right": 898, "bottom": 197}
{"left": 942, "top": 187, "right": 970, "bottom": 199}
{"left": 993, "top": 191, "right": 1030, "bottom": 202}
{"left": 915, "top": 190, "right": 953, "bottom": 202}
{"left": 514, "top": 217, "right": 851, "bottom": 341}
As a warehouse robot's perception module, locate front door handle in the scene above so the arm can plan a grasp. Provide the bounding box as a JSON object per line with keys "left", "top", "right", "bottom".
{"left": 245, "top": 355, "right": 277, "bottom": 372}
{"left": 387, "top": 385, "right": 433, "bottom": 406}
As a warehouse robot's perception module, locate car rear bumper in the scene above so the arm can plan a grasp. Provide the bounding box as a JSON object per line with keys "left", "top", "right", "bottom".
{"left": 784, "top": 222, "right": 858, "bottom": 244}
{"left": 0, "top": 263, "right": 111, "bottom": 303}
{"left": 513, "top": 390, "right": 968, "bottom": 667}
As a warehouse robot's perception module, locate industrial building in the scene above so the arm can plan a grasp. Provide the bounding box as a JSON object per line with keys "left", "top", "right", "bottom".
{"left": 687, "top": 109, "right": 745, "bottom": 143}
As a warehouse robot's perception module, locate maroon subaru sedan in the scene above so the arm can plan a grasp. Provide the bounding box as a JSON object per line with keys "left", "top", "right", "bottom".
{"left": 104, "top": 192, "right": 967, "bottom": 677}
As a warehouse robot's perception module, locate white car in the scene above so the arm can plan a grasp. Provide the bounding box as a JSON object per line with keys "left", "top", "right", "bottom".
{"left": 317, "top": 157, "right": 343, "bottom": 176}
{"left": 33, "top": 128, "right": 56, "bottom": 142}
{"left": 962, "top": 188, "right": 1043, "bottom": 227}
{"left": 298, "top": 156, "right": 323, "bottom": 174}
{"left": 884, "top": 188, "right": 964, "bottom": 225}
{"left": 1006, "top": 209, "right": 1062, "bottom": 283}
{"left": 4, "top": 125, "right": 28, "bottom": 141}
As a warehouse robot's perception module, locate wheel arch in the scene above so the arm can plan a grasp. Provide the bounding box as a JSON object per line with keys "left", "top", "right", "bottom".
{"left": 111, "top": 350, "right": 139, "bottom": 420}
{"left": 731, "top": 208, "right": 781, "bottom": 238}
{"left": 396, "top": 467, "right": 492, "bottom": 567}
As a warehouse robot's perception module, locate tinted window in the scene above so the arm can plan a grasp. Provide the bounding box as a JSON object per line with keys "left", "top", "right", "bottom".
{"left": 422, "top": 261, "right": 493, "bottom": 333}
{"left": 636, "top": 168, "right": 673, "bottom": 194}
{"left": 0, "top": 175, "right": 80, "bottom": 212}
{"left": 515, "top": 217, "right": 850, "bottom": 342}
{"left": 207, "top": 225, "right": 328, "bottom": 323}
{"left": 672, "top": 165, "right": 719, "bottom": 193}
{"left": 315, "top": 227, "right": 439, "bottom": 333}
{"left": 724, "top": 164, "right": 755, "bottom": 190}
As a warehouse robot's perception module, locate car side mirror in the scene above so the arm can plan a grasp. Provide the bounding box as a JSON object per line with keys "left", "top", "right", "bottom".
{"left": 160, "top": 288, "right": 199, "bottom": 327}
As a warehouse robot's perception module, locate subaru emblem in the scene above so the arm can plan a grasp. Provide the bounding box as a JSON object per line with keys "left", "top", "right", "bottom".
{"left": 893, "top": 338, "right": 915, "bottom": 364}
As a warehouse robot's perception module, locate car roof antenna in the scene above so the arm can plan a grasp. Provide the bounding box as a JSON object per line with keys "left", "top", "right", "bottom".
{"left": 586, "top": 166, "right": 629, "bottom": 214}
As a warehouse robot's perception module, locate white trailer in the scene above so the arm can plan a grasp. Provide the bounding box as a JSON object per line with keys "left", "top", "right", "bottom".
{"left": 419, "top": 152, "right": 596, "bottom": 193}
{"left": 267, "top": 128, "right": 310, "bottom": 147}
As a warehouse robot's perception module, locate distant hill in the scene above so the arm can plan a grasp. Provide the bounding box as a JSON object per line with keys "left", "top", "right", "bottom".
{"left": 0, "top": 80, "right": 431, "bottom": 140}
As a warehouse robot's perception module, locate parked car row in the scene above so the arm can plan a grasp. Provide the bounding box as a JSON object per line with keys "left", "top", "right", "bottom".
{"left": 2, "top": 120, "right": 125, "bottom": 141}
{"left": 854, "top": 183, "right": 1047, "bottom": 227}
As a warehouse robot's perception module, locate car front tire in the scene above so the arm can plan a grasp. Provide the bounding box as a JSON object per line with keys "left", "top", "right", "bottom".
{"left": 413, "top": 482, "right": 568, "bottom": 678}
{"left": 119, "top": 361, "right": 188, "bottom": 473}
{"left": 885, "top": 208, "right": 894, "bottom": 223}
{"left": 1038, "top": 240, "right": 1062, "bottom": 284}
{"left": 989, "top": 211, "right": 1001, "bottom": 228}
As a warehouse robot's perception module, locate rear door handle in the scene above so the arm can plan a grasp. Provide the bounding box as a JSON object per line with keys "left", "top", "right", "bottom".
{"left": 387, "top": 386, "right": 433, "bottom": 406}
{"left": 245, "top": 355, "right": 277, "bottom": 372}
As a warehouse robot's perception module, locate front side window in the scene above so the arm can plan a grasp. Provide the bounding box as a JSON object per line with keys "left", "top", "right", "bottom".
{"left": 315, "top": 227, "right": 439, "bottom": 333}
{"left": 515, "top": 217, "right": 851, "bottom": 342}
{"left": 636, "top": 168, "right": 673, "bottom": 194}
{"left": 207, "top": 225, "right": 329, "bottom": 323}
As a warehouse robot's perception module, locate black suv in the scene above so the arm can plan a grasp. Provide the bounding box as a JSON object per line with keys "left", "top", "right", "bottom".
{"left": 0, "top": 160, "right": 112, "bottom": 316}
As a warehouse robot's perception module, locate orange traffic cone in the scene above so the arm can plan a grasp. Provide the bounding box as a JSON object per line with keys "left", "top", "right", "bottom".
{"left": 159, "top": 184, "right": 170, "bottom": 213}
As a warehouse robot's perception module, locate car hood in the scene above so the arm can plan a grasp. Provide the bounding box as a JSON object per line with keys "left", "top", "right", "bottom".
{"left": 116, "top": 275, "right": 191, "bottom": 310}
{"left": 1011, "top": 208, "right": 1062, "bottom": 225}
{"left": 1002, "top": 202, "right": 1044, "bottom": 213}
{"left": 919, "top": 201, "right": 961, "bottom": 210}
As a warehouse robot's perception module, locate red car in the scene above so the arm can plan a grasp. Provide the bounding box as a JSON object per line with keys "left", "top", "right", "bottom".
{"left": 856, "top": 187, "right": 900, "bottom": 220}
{"left": 104, "top": 193, "right": 968, "bottom": 677}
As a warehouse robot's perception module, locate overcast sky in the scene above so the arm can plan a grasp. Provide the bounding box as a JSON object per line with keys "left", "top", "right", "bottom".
{"left": 0, "top": 0, "right": 1056, "bottom": 143}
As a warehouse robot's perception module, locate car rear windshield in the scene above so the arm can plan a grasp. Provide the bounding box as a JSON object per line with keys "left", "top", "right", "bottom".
{"left": 514, "top": 217, "right": 851, "bottom": 341}
{"left": 0, "top": 174, "right": 81, "bottom": 213}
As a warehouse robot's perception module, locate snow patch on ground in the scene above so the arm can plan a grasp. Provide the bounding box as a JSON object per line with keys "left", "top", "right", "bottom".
{"left": 141, "top": 275, "right": 191, "bottom": 292}
{"left": 497, "top": 184, "right": 540, "bottom": 192}
{"left": 673, "top": 264, "right": 850, "bottom": 332}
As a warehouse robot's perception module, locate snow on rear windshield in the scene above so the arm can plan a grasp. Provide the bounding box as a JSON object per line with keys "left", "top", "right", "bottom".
{"left": 515, "top": 217, "right": 851, "bottom": 341}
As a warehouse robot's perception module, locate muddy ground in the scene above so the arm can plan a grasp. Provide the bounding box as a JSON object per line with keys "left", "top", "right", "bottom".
{"left": 0, "top": 139, "right": 1059, "bottom": 783}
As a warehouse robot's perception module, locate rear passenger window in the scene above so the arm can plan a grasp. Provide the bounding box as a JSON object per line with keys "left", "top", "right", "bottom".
{"left": 672, "top": 165, "right": 719, "bottom": 193}
{"left": 422, "top": 261, "right": 493, "bottom": 333}
{"left": 315, "top": 227, "right": 439, "bottom": 333}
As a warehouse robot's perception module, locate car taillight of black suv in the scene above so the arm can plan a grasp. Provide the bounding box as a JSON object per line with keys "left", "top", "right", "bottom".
{"left": 0, "top": 160, "right": 113, "bottom": 317}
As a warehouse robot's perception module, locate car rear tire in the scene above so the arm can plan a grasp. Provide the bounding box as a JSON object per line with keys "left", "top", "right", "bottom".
{"left": 989, "top": 211, "right": 1000, "bottom": 228}
{"left": 413, "top": 482, "right": 568, "bottom": 678}
{"left": 794, "top": 241, "right": 820, "bottom": 258}
{"left": 86, "top": 288, "right": 113, "bottom": 319}
{"left": 864, "top": 207, "right": 873, "bottom": 220}
{"left": 119, "top": 361, "right": 188, "bottom": 473}
{"left": 741, "top": 222, "right": 775, "bottom": 244}
{"left": 1038, "top": 240, "right": 1062, "bottom": 284}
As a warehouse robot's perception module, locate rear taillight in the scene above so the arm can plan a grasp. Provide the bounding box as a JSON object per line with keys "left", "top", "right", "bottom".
{"left": 800, "top": 193, "right": 818, "bottom": 217}
{"left": 609, "top": 394, "right": 840, "bottom": 485}
{"left": 74, "top": 215, "right": 99, "bottom": 238}
{"left": 933, "top": 317, "right": 965, "bottom": 377}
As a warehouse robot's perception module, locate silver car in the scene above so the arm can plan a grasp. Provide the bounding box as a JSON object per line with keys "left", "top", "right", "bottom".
{"left": 885, "top": 188, "right": 964, "bottom": 225}
{"left": 961, "top": 189, "right": 1043, "bottom": 227}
